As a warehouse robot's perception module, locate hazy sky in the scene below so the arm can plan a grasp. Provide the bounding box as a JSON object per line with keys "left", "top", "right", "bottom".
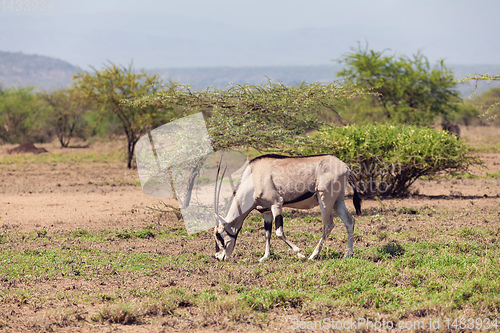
{"left": 45, "top": 0, "right": 499, "bottom": 31}
{"left": 1, "top": 0, "right": 499, "bottom": 68}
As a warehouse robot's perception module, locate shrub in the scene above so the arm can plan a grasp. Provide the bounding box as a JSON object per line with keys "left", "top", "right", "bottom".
{"left": 299, "top": 124, "right": 481, "bottom": 196}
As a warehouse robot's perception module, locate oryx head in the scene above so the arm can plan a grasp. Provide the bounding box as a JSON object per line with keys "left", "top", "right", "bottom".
{"left": 213, "top": 161, "right": 238, "bottom": 261}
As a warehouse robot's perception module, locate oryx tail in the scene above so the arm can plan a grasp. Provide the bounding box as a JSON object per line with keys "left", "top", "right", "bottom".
{"left": 348, "top": 173, "right": 362, "bottom": 216}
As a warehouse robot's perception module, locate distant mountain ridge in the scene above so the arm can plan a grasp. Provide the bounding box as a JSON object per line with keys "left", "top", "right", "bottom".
{"left": 0, "top": 51, "right": 78, "bottom": 90}
{"left": 0, "top": 51, "right": 498, "bottom": 97}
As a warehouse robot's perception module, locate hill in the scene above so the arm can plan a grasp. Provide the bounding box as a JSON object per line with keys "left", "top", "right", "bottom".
{"left": 151, "top": 65, "right": 343, "bottom": 90}
{"left": 0, "top": 51, "right": 78, "bottom": 90}
{"left": 0, "top": 51, "right": 498, "bottom": 97}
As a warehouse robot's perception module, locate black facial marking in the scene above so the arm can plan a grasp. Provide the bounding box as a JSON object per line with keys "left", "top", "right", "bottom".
{"left": 216, "top": 232, "right": 226, "bottom": 249}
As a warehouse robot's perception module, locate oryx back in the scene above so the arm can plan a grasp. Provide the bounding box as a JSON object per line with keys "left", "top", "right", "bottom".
{"left": 250, "top": 154, "right": 349, "bottom": 209}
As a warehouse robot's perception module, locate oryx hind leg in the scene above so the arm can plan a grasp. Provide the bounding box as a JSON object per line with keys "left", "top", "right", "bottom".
{"left": 334, "top": 193, "right": 355, "bottom": 258}
{"left": 260, "top": 212, "right": 273, "bottom": 262}
{"left": 271, "top": 205, "right": 305, "bottom": 259}
{"left": 309, "top": 191, "right": 336, "bottom": 260}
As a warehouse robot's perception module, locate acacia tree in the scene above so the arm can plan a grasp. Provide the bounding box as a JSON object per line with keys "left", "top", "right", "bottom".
{"left": 338, "top": 45, "right": 460, "bottom": 125}
{"left": 39, "top": 87, "right": 91, "bottom": 147}
{"left": 129, "top": 80, "right": 366, "bottom": 153}
{"left": 128, "top": 81, "right": 365, "bottom": 208}
{"left": 73, "top": 63, "right": 170, "bottom": 168}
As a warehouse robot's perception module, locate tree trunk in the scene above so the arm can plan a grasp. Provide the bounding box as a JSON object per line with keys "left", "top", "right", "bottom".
{"left": 127, "top": 136, "right": 136, "bottom": 169}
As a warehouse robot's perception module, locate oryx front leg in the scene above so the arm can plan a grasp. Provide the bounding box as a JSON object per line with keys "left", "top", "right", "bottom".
{"left": 309, "top": 192, "right": 335, "bottom": 260}
{"left": 335, "top": 196, "right": 355, "bottom": 258}
{"left": 272, "top": 205, "right": 305, "bottom": 259}
{"left": 260, "top": 212, "right": 273, "bottom": 262}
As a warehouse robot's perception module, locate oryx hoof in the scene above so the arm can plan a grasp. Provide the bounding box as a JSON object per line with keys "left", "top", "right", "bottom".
{"left": 297, "top": 252, "right": 305, "bottom": 259}
{"left": 308, "top": 255, "right": 317, "bottom": 261}
{"left": 259, "top": 256, "right": 270, "bottom": 263}
{"left": 343, "top": 251, "right": 353, "bottom": 259}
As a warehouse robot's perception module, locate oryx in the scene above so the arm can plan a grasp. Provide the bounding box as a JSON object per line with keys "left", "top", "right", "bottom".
{"left": 214, "top": 154, "right": 361, "bottom": 262}
{"left": 442, "top": 123, "right": 461, "bottom": 140}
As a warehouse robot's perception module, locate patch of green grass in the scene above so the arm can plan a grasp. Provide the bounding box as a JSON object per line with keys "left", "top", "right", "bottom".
{"left": 455, "top": 172, "right": 481, "bottom": 179}
{"left": 455, "top": 226, "right": 482, "bottom": 238}
{"left": 450, "top": 171, "right": 500, "bottom": 180}
{"left": 0, "top": 150, "right": 125, "bottom": 165}
{"left": 240, "top": 288, "right": 304, "bottom": 311}
{"left": 0, "top": 246, "right": 193, "bottom": 280}
{"left": 472, "top": 144, "right": 500, "bottom": 153}
{"left": 36, "top": 229, "right": 48, "bottom": 238}
{"left": 486, "top": 172, "right": 500, "bottom": 179}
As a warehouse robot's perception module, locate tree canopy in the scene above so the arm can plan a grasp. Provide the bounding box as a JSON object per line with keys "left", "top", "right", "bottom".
{"left": 0, "top": 86, "right": 43, "bottom": 143}
{"left": 127, "top": 80, "right": 366, "bottom": 155}
{"left": 39, "top": 87, "right": 92, "bottom": 147}
{"left": 337, "top": 45, "right": 460, "bottom": 125}
{"left": 73, "top": 63, "right": 175, "bottom": 168}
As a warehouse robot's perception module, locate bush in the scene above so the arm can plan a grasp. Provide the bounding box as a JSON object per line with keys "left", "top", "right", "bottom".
{"left": 0, "top": 87, "right": 45, "bottom": 143}
{"left": 300, "top": 124, "right": 482, "bottom": 196}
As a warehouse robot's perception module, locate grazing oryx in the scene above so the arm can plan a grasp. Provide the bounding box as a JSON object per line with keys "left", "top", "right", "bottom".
{"left": 214, "top": 154, "right": 361, "bottom": 262}
{"left": 442, "top": 123, "right": 461, "bottom": 140}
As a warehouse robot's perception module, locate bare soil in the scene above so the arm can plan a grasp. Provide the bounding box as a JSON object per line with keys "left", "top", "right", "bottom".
{"left": 0, "top": 128, "right": 499, "bottom": 332}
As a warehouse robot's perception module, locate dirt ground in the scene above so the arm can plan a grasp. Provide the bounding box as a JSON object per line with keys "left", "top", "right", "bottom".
{"left": 1, "top": 153, "right": 499, "bottom": 233}
{"left": 0, "top": 126, "right": 499, "bottom": 332}
{"left": 1, "top": 128, "right": 499, "bottom": 233}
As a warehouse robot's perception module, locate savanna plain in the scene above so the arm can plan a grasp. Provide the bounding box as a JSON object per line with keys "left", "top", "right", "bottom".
{"left": 0, "top": 126, "right": 499, "bottom": 332}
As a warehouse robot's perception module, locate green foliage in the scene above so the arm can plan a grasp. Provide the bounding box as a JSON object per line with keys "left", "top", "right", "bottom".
{"left": 39, "top": 87, "right": 93, "bottom": 147}
{"left": 338, "top": 45, "right": 459, "bottom": 125}
{"left": 300, "top": 124, "right": 481, "bottom": 196}
{"left": 460, "top": 73, "right": 500, "bottom": 84}
{"left": 0, "top": 87, "right": 45, "bottom": 143}
{"left": 204, "top": 81, "right": 365, "bottom": 151}
{"left": 130, "top": 80, "right": 366, "bottom": 153}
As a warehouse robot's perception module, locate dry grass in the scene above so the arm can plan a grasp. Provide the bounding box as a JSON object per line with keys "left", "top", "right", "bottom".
{"left": 0, "top": 126, "right": 498, "bottom": 331}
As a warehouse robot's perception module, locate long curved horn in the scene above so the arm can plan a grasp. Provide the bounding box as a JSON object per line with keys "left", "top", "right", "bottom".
{"left": 214, "top": 155, "right": 228, "bottom": 224}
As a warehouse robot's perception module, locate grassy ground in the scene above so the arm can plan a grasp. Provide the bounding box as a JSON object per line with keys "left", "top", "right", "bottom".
{"left": 0, "top": 128, "right": 499, "bottom": 331}
{"left": 1, "top": 201, "right": 499, "bottom": 331}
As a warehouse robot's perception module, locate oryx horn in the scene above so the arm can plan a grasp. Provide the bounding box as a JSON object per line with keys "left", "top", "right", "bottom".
{"left": 214, "top": 156, "right": 228, "bottom": 224}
